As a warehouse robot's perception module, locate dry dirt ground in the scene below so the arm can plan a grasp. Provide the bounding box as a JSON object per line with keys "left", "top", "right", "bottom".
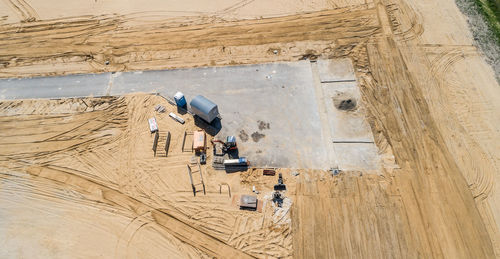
{"left": 0, "top": 0, "right": 499, "bottom": 258}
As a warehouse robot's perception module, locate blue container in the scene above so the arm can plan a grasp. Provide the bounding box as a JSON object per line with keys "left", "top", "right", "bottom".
{"left": 174, "top": 92, "right": 187, "bottom": 107}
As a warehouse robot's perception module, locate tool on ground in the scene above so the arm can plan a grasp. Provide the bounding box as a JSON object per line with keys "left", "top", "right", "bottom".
{"left": 169, "top": 112, "right": 185, "bottom": 124}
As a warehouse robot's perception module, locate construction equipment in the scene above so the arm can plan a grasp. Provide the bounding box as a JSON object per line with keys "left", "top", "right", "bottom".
{"left": 272, "top": 173, "right": 287, "bottom": 207}
{"left": 274, "top": 173, "right": 286, "bottom": 191}
{"left": 200, "top": 153, "right": 207, "bottom": 164}
{"left": 211, "top": 136, "right": 237, "bottom": 155}
{"left": 272, "top": 191, "right": 284, "bottom": 207}
{"left": 224, "top": 157, "right": 248, "bottom": 166}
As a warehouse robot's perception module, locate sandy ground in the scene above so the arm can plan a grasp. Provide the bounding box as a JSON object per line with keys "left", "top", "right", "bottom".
{"left": 0, "top": 95, "right": 294, "bottom": 258}
{"left": 0, "top": 0, "right": 499, "bottom": 258}
{"left": 0, "top": 0, "right": 375, "bottom": 24}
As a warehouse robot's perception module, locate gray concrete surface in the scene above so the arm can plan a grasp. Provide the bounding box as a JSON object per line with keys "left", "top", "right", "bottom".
{"left": 311, "top": 61, "right": 380, "bottom": 171}
{"left": 0, "top": 60, "right": 381, "bottom": 170}
{"left": 321, "top": 82, "right": 374, "bottom": 142}
{"left": 333, "top": 143, "right": 380, "bottom": 171}
{"left": 111, "top": 62, "right": 329, "bottom": 169}
{"left": 317, "top": 58, "right": 356, "bottom": 82}
{"left": 0, "top": 73, "right": 110, "bottom": 99}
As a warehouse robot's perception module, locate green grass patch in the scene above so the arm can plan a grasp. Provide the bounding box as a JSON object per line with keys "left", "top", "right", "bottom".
{"left": 474, "top": 0, "right": 500, "bottom": 44}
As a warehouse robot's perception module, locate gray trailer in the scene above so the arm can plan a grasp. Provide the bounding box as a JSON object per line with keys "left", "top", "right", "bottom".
{"left": 190, "top": 95, "right": 219, "bottom": 123}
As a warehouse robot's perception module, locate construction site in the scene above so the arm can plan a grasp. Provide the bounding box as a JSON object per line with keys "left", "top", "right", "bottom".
{"left": 0, "top": 0, "right": 499, "bottom": 258}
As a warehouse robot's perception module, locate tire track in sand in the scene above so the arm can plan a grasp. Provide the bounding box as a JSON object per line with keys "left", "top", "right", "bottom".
{"left": 0, "top": 7, "right": 380, "bottom": 78}
{"left": 26, "top": 165, "right": 254, "bottom": 258}
{"left": 384, "top": 0, "right": 423, "bottom": 41}
{"left": 427, "top": 46, "right": 496, "bottom": 201}
{"left": 2, "top": 0, "right": 39, "bottom": 22}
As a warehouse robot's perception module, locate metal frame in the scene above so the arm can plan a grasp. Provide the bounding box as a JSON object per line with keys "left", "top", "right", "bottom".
{"left": 181, "top": 131, "right": 194, "bottom": 152}
{"left": 164, "top": 131, "right": 171, "bottom": 157}
{"left": 152, "top": 131, "right": 159, "bottom": 157}
{"left": 219, "top": 183, "right": 231, "bottom": 197}
{"left": 186, "top": 163, "right": 206, "bottom": 197}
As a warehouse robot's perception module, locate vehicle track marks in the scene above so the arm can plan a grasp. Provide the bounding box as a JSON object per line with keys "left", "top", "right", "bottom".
{"left": 3, "top": 0, "right": 39, "bottom": 22}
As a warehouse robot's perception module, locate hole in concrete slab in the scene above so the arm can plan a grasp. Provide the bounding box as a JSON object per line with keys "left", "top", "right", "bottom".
{"left": 333, "top": 96, "right": 357, "bottom": 111}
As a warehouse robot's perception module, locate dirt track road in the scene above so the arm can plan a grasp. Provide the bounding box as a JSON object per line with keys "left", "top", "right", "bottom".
{"left": 0, "top": 5, "right": 378, "bottom": 77}
{"left": 0, "top": 0, "right": 499, "bottom": 258}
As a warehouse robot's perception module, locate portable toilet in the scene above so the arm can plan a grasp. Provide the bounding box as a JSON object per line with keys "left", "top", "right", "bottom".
{"left": 174, "top": 92, "right": 187, "bottom": 107}
{"left": 190, "top": 95, "right": 219, "bottom": 123}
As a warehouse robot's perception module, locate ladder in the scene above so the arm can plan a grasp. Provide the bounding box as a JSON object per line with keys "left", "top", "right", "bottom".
{"left": 186, "top": 163, "right": 206, "bottom": 196}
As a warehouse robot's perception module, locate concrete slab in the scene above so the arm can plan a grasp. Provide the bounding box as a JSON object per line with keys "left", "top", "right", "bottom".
{"left": 111, "top": 61, "right": 330, "bottom": 169}
{"left": 0, "top": 60, "right": 381, "bottom": 171}
{"left": 321, "top": 82, "right": 374, "bottom": 142}
{"left": 0, "top": 73, "right": 110, "bottom": 100}
{"left": 316, "top": 58, "right": 356, "bottom": 82}
{"left": 333, "top": 143, "right": 380, "bottom": 171}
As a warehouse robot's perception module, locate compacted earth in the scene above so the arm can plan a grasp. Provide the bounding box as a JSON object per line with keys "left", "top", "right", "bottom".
{"left": 0, "top": 0, "right": 499, "bottom": 258}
